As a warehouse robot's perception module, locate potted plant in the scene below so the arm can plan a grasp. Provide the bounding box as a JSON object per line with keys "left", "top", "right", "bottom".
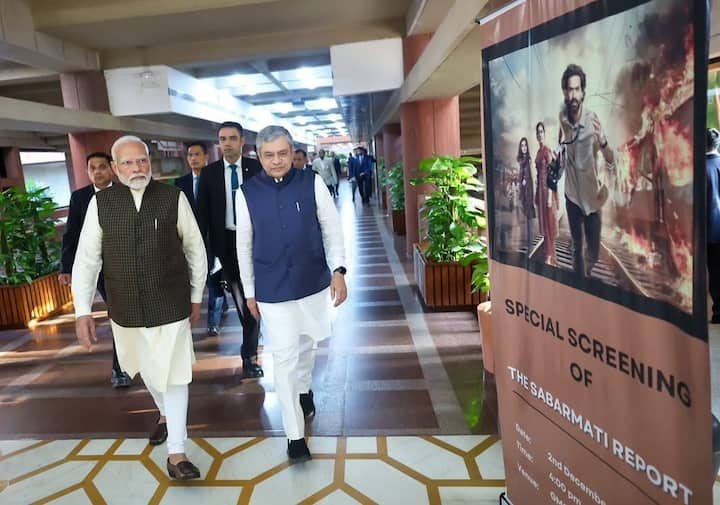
{"left": 377, "top": 157, "right": 388, "bottom": 211}
{"left": 388, "top": 161, "right": 406, "bottom": 235}
{"left": 410, "top": 155, "right": 489, "bottom": 309}
{"left": 0, "top": 186, "right": 70, "bottom": 328}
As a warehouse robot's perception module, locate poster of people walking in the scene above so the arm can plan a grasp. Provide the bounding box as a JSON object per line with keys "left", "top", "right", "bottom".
{"left": 485, "top": 0, "right": 702, "bottom": 333}
{"left": 483, "top": 1, "right": 711, "bottom": 504}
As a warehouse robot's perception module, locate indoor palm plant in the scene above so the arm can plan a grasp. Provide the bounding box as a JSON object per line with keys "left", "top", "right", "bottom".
{"left": 0, "top": 186, "right": 69, "bottom": 328}
{"left": 410, "top": 155, "right": 489, "bottom": 308}
{"left": 388, "top": 161, "right": 405, "bottom": 235}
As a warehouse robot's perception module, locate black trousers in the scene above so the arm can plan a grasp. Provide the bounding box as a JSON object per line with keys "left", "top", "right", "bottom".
{"left": 358, "top": 174, "right": 371, "bottom": 203}
{"left": 566, "top": 199, "right": 601, "bottom": 277}
{"left": 709, "top": 243, "right": 720, "bottom": 318}
{"left": 223, "top": 230, "right": 260, "bottom": 361}
{"left": 97, "top": 276, "right": 122, "bottom": 372}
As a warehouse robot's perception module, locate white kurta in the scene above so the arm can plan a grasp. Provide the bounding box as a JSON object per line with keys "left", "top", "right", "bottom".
{"left": 312, "top": 158, "right": 338, "bottom": 187}
{"left": 235, "top": 174, "right": 345, "bottom": 351}
{"left": 72, "top": 187, "right": 207, "bottom": 392}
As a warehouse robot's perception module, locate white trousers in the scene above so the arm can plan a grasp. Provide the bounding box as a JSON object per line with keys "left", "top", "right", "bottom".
{"left": 146, "top": 382, "right": 189, "bottom": 455}
{"left": 272, "top": 334, "right": 316, "bottom": 440}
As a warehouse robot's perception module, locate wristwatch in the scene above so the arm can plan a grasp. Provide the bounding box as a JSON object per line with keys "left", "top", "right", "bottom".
{"left": 333, "top": 266, "right": 347, "bottom": 275}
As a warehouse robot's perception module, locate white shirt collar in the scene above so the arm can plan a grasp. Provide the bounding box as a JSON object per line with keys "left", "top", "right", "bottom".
{"left": 224, "top": 157, "right": 242, "bottom": 170}
{"left": 93, "top": 181, "right": 112, "bottom": 193}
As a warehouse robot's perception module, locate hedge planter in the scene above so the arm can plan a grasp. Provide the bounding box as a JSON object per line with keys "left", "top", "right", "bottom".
{"left": 392, "top": 209, "right": 406, "bottom": 236}
{"left": 413, "top": 244, "right": 483, "bottom": 310}
{"left": 0, "top": 273, "right": 72, "bottom": 329}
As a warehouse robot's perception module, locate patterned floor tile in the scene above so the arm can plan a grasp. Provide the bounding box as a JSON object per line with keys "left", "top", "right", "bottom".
{"left": 148, "top": 438, "right": 214, "bottom": 479}
{"left": 432, "top": 435, "right": 490, "bottom": 452}
{"left": 114, "top": 438, "right": 149, "bottom": 455}
{"left": 345, "top": 437, "right": 377, "bottom": 454}
{"left": 48, "top": 488, "right": 93, "bottom": 504}
{"left": 345, "top": 459, "right": 429, "bottom": 505}
{"left": 313, "top": 489, "right": 361, "bottom": 504}
{"left": 160, "top": 486, "right": 243, "bottom": 505}
{"left": 0, "top": 440, "right": 80, "bottom": 481}
{"left": 1, "top": 460, "right": 95, "bottom": 504}
{"left": 0, "top": 439, "right": 41, "bottom": 457}
{"left": 386, "top": 437, "right": 470, "bottom": 480}
{"left": 203, "top": 437, "right": 255, "bottom": 454}
{"left": 438, "top": 486, "right": 507, "bottom": 505}
{"left": 249, "top": 459, "right": 335, "bottom": 504}
{"left": 216, "top": 437, "right": 288, "bottom": 480}
{"left": 94, "top": 461, "right": 159, "bottom": 505}
{"left": 308, "top": 437, "right": 338, "bottom": 454}
{"left": 77, "top": 439, "right": 116, "bottom": 456}
{"left": 474, "top": 440, "right": 505, "bottom": 480}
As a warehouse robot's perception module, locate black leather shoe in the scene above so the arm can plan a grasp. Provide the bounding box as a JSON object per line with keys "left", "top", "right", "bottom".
{"left": 207, "top": 326, "right": 219, "bottom": 337}
{"left": 167, "top": 458, "right": 201, "bottom": 480}
{"left": 242, "top": 361, "right": 264, "bottom": 379}
{"left": 300, "top": 390, "right": 315, "bottom": 418}
{"left": 712, "top": 315, "right": 720, "bottom": 324}
{"left": 111, "top": 369, "right": 132, "bottom": 388}
{"left": 287, "top": 438, "right": 312, "bottom": 464}
{"left": 149, "top": 420, "right": 168, "bottom": 446}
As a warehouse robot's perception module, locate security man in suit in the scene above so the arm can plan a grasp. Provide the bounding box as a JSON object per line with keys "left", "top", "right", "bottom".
{"left": 175, "top": 142, "right": 228, "bottom": 338}
{"left": 59, "top": 152, "right": 132, "bottom": 388}
{"left": 196, "top": 122, "right": 264, "bottom": 378}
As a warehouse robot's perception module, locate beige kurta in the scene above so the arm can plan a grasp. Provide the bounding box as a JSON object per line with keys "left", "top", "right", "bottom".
{"left": 72, "top": 186, "right": 207, "bottom": 392}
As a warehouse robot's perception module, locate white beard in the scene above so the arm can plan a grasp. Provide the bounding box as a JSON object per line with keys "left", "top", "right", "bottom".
{"left": 119, "top": 173, "right": 150, "bottom": 190}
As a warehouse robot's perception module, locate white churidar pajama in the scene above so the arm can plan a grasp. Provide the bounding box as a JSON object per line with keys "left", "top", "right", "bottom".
{"left": 235, "top": 174, "right": 345, "bottom": 440}
{"left": 72, "top": 187, "right": 207, "bottom": 454}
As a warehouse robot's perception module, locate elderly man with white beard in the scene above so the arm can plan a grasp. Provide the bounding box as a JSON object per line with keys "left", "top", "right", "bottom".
{"left": 235, "top": 125, "right": 347, "bottom": 462}
{"left": 72, "top": 135, "right": 207, "bottom": 480}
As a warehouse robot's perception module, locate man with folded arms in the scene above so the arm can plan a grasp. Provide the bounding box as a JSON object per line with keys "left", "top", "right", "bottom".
{"left": 235, "top": 125, "right": 347, "bottom": 462}
{"left": 72, "top": 135, "right": 207, "bottom": 480}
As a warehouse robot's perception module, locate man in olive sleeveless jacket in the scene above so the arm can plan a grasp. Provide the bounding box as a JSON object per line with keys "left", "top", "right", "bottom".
{"left": 72, "top": 136, "right": 207, "bottom": 481}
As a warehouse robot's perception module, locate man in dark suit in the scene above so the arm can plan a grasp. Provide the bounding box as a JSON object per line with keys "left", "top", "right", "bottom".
{"left": 175, "top": 142, "right": 228, "bottom": 338}
{"left": 197, "top": 122, "right": 264, "bottom": 378}
{"left": 356, "top": 147, "right": 374, "bottom": 205}
{"left": 59, "top": 152, "right": 132, "bottom": 388}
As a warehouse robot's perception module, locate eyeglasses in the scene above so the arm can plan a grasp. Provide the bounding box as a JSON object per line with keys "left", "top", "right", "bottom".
{"left": 119, "top": 158, "right": 150, "bottom": 168}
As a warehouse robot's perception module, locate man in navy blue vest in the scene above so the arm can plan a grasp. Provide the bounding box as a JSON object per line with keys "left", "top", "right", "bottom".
{"left": 235, "top": 125, "right": 347, "bottom": 463}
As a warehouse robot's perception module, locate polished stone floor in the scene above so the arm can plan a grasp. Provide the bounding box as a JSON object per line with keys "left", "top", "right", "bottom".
{"left": 0, "top": 183, "right": 500, "bottom": 504}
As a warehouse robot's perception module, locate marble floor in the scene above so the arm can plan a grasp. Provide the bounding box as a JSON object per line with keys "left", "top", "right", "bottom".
{"left": 0, "top": 435, "right": 506, "bottom": 504}
{"left": 0, "top": 183, "right": 499, "bottom": 503}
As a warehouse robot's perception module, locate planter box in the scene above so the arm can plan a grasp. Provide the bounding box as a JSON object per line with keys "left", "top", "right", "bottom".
{"left": 381, "top": 188, "right": 388, "bottom": 210}
{"left": 413, "top": 244, "right": 483, "bottom": 310}
{"left": 392, "top": 209, "right": 406, "bottom": 236}
{"left": 0, "top": 273, "right": 73, "bottom": 329}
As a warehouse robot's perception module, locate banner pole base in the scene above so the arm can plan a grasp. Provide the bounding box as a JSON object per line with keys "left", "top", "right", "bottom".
{"left": 499, "top": 492, "right": 513, "bottom": 505}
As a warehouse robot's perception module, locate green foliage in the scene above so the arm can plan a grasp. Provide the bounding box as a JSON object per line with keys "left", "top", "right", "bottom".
{"left": 337, "top": 153, "right": 348, "bottom": 165}
{"left": 377, "top": 157, "right": 387, "bottom": 187}
{"left": 0, "top": 186, "right": 60, "bottom": 285}
{"left": 388, "top": 162, "right": 405, "bottom": 211}
{"left": 411, "top": 155, "right": 489, "bottom": 293}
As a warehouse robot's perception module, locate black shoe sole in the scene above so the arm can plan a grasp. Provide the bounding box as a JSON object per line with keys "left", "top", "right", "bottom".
{"left": 288, "top": 453, "right": 312, "bottom": 464}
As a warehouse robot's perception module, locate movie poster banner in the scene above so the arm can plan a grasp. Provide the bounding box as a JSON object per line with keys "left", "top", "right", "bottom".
{"left": 482, "top": 0, "right": 711, "bottom": 503}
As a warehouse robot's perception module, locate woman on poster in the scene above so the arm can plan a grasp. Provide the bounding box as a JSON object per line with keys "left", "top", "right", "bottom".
{"left": 518, "top": 137, "right": 536, "bottom": 251}
{"left": 534, "top": 122, "right": 559, "bottom": 265}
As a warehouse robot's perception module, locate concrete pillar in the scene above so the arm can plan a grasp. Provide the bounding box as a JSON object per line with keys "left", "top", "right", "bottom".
{"left": 400, "top": 35, "right": 461, "bottom": 254}
{"left": 60, "top": 71, "right": 122, "bottom": 191}
{"left": 1, "top": 147, "right": 25, "bottom": 191}
{"left": 382, "top": 123, "right": 402, "bottom": 171}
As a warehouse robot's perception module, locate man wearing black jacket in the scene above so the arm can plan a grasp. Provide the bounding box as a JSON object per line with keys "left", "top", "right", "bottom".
{"left": 59, "top": 152, "right": 132, "bottom": 388}
{"left": 197, "top": 122, "right": 264, "bottom": 378}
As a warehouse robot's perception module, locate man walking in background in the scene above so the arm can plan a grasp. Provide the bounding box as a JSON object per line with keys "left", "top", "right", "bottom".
{"left": 60, "top": 152, "right": 132, "bottom": 388}
{"left": 707, "top": 128, "right": 720, "bottom": 323}
{"left": 197, "top": 122, "right": 264, "bottom": 378}
{"left": 313, "top": 149, "right": 337, "bottom": 198}
{"left": 176, "top": 142, "right": 228, "bottom": 338}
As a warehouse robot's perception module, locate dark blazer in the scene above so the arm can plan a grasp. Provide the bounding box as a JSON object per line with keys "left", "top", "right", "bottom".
{"left": 175, "top": 172, "right": 199, "bottom": 219}
{"left": 197, "top": 156, "right": 262, "bottom": 264}
{"left": 60, "top": 184, "right": 97, "bottom": 274}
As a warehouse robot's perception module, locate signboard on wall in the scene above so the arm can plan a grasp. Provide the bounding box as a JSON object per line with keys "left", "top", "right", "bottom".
{"left": 482, "top": 0, "right": 711, "bottom": 503}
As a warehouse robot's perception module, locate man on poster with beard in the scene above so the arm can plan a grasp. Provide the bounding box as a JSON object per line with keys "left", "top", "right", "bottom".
{"left": 558, "top": 64, "right": 615, "bottom": 278}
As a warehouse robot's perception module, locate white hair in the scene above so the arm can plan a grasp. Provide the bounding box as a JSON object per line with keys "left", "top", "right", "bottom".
{"left": 256, "top": 125, "right": 293, "bottom": 152}
{"left": 111, "top": 135, "right": 149, "bottom": 162}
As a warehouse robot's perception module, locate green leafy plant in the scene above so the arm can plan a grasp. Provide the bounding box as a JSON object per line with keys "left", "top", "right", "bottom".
{"left": 388, "top": 161, "right": 405, "bottom": 211}
{"left": 411, "top": 155, "right": 489, "bottom": 293}
{"left": 0, "top": 186, "right": 60, "bottom": 285}
{"left": 377, "top": 157, "right": 387, "bottom": 187}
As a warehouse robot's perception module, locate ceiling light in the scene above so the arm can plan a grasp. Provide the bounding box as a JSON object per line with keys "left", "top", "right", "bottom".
{"left": 305, "top": 98, "right": 338, "bottom": 111}
{"left": 266, "top": 102, "right": 294, "bottom": 114}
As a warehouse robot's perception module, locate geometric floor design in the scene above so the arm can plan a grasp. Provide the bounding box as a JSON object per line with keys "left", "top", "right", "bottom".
{"left": 0, "top": 436, "right": 506, "bottom": 504}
